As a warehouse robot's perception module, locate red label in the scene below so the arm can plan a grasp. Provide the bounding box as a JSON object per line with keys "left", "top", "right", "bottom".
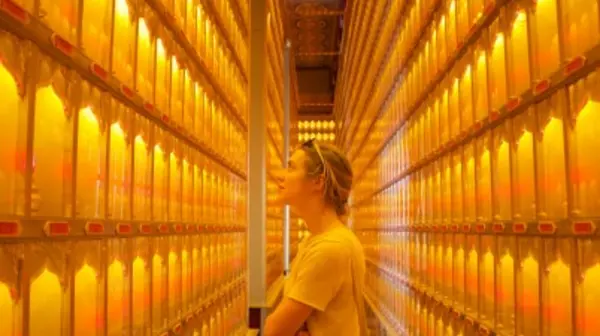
{"left": 450, "top": 225, "right": 458, "bottom": 232}
{"left": 534, "top": 79, "right": 550, "bottom": 95}
{"left": 0, "top": 221, "right": 20, "bottom": 236}
{"left": 513, "top": 222, "right": 526, "bottom": 233}
{"left": 538, "top": 221, "right": 556, "bottom": 234}
{"left": 158, "top": 224, "right": 169, "bottom": 233}
{"left": 462, "top": 224, "right": 471, "bottom": 232}
{"left": 474, "top": 120, "right": 483, "bottom": 130}
{"left": 172, "top": 323, "right": 182, "bottom": 333}
{"left": 45, "top": 222, "right": 70, "bottom": 236}
{"left": 492, "top": 223, "right": 505, "bottom": 233}
{"left": 90, "top": 63, "right": 108, "bottom": 80}
{"left": 121, "top": 85, "right": 134, "bottom": 98}
{"left": 440, "top": 225, "right": 447, "bottom": 232}
{"left": 116, "top": 223, "right": 132, "bottom": 234}
{"left": 161, "top": 114, "right": 169, "bottom": 123}
{"left": 143, "top": 103, "right": 154, "bottom": 112}
{"left": 51, "top": 34, "right": 74, "bottom": 56}
{"left": 475, "top": 223, "right": 486, "bottom": 232}
{"left": 565, "top": 56, "right": 586, "bottom": 76}
{"left": 1, "top": 0, "right": 29, "bottom": 23}
{"left": 174, "top": 224, "right": 183, "bottom": 233}
{"left": 573, "top": 221, "right": 595, "bottom": 235}
{"left": 85, "top": 222, "right": 105, "bottom": 234}
{"left": 432, "top": 225, "right": 438, "bottom": 231}
{"left": 139, "top": 224, "right": 152, "bottom": 234}
{"left": 490, "top": 110, "right": 500, "bottom": 121}
{"left": 197, "top": 224, "right": 204, "bottom": 232}
{"left": 507, "top": 96, "right": 522, "bottom": 112}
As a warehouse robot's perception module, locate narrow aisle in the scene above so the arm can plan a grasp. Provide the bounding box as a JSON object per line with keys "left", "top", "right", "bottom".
{"left": 336, "top": 0, "right": 600, "bottom": 335}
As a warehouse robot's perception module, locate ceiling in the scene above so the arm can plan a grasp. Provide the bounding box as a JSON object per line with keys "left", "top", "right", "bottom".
{"left": 285, "top": 0, "right": 345, "bottom": 117}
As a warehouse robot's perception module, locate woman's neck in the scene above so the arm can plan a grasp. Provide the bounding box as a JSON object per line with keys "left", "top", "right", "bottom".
{"left": 302, "top": 206, "right": 342, "bottom": 235}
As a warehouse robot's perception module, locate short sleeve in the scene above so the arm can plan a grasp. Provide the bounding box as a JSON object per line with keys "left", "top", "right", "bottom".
{"left": 286, "top": 241, "right": 349, "bottom": 312}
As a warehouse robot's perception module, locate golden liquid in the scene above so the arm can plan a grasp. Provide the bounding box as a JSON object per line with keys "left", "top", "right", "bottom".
{"left": 562, "top": 0, "right": 600, "bottom": 59}
{"left": 510, "top": 12, "right": 531, "bottom": 96}
{"left": 77, "top": 108, "right": 103, "bottom": 218}
{"left": 107, "top": 259, "right": 125, "bottom": 336}
{"left": 515, "top": 130, "right": 535, "bottom": 219}
{"left": 570, "top": 91, "right": 600, "bottom": 216}
{"left": 137, "top": 19, "right": 154, "bottom": 102}
{"left": 30, "top": 268, "right": 62, "bottom": 336}
{"left": 494, "top": 139, "right": 511, "bottom": 219}
{"left": 545, "top": 258, "right": 572, "bottom": 336}
{"left": 169, "top": 153, "right": 182, "bottom": 222}
{"left": 132, "top": 256, "right": 146, "bottom": 329}
{"left": 39, "top": 0, "right": 77, "bottom": 42}
{"left": 520, "top": 252, "right": 540, "bottom": 336}
{"left": 0, "top": 282, "right": 14, "bottom": 336}
{"left": 74, "top": 264, "right": 98, "bottom": 335}
{"left": 168, "top": 250, "right": 180, "bottom": 319}
{"left": 133, "top": 136, "right": 150, "bottom": 221}
{"left": 533, "top": 0, "right": 560, "bottom": 80}
{"left": 113, "top": 0, "right": 134, "bottom": 86}
{"left": 156, "top": 39, "right": 170, "bottom": 115}
{"left": 538, "top": 117, "right": 567, "bottom": 219}
{"left": 580, "top": 263, "right": 600, "bottom": 335}
{"left": 153, "top": 145, "right": 167, "bottom": 221}
{"left": 0, "top": 63, "right": 23, "bottom": 215}
{"left": 152, "top": 253, "right": 164, "bottom": 330}
{"left": 82, "top": 0, "right": 111, "bottom": 66}
{"left": 490, "top": 33, "right": 508, "bottom": 111}
{"left": 474, "top": 51, "right": 489, "bottom": 122}
{"left": 33, "top": 86, "right": 70, "bottom": 217}
{"left": 109, "top": 123, "right": 128, "bottom": 219}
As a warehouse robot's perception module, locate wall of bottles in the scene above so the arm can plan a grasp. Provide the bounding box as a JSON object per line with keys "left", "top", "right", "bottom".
{"left": 340, "top": 0, "right": 600, "bottom": 335}
{"left": 263, "top": 0, "right": 288, "bottom": 290}
{"left": 0, "top": 0, "right": 249, "bottom": 334}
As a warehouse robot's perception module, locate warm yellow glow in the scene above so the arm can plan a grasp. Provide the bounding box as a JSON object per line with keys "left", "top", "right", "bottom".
{"left": 0, "top": 63, "right": 20, "bottom": 215}
{"left": 107, "top": 260, "right": 124, "bottom": 335}
{"left": 546, "top": 259, "right": 572, "bottom": 336}
{"left": 152, "top": 254, "right": 163, "bottom": 328}
{"left": 132, "top": 257, "right": 146, "bottom": 328}
{"left": 139, "top": 19, "right": 150, "bottom": 40}
{"left": 572, "top": 98, "right": 600, "bottom": 216}
{"left": 30, "top": 268, "right": 61, "bottom": 335}
{"left": 496, "top": 140, "right": 511, "bottom": 219}
{"left": 75, "top": 264, "right": 98, "bottom": 335}
{"left": 580, "top": 263, "right": 600, "bottom": 335}
{"left": 539, "top": 117, "right": 566, "bottom": 218}
{"left": 116, "top": 0, "right": 129, "bottom": 17}
{"left": 521, "top": 255, "right": 540, "bottom": 335}
{"left": 0, "top": 283, "right": 13, "bottom": 336}
{"left": 168, "top": 251, "right": 180, "bottom": 315}
{"left": 515, "top": 131, "right": 534, "bottom": 219}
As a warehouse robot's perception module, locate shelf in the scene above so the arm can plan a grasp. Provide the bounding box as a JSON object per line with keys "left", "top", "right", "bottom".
{"left": 363, "top": 289, "right": 405, "bottom": 336}
{"left": 353, "top": 42, "right": 600, "bottom": 205}
{"left": 145, "top": 0, "right": 248, "bottom": 133}
{"left": 0, "top": 1, "right": 247, "bottom": 181}
{"left": 365, "top": 258, "right": 500, "bottom": 336}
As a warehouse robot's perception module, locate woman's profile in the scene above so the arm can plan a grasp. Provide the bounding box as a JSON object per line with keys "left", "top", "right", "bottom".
{"left": 264, "top": 139, "right": 368, "bottom": 336}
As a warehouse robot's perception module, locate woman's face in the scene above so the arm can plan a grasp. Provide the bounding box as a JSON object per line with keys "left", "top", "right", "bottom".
{"left": 277, "top": 149, "right": 320, "bottom": 207}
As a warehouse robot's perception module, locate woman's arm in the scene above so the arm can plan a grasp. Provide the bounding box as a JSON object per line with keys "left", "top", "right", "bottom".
{"left": 264, "top": 298, "right": 313, "bottom": 336}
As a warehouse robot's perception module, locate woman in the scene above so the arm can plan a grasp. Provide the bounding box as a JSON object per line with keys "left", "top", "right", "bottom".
{"left": 264, "top": 139, "right": 368, "bottom": 336}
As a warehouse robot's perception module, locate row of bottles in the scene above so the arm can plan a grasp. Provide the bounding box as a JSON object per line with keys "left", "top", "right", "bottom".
{"left": 338, "top": 0, "right": 600, "bottom": 334}
{"left": 0, "top": 235, "right": 247, "bottom": 335}
{"left": 344, "top": 0, "right": 599, "bottom": 174}
{"left": 355, "top": 71, "right": 600, "bottom": 222}
{"left": 6, "top": 0, "right": 248, "bottom": 135}
{"left": 263, "top": 0, "right": 286, "bottom": 290}
{"left": 0, "top": 29, "right": 247, "bottom": 222}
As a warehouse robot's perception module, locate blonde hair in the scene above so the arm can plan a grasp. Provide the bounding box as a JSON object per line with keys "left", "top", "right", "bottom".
{"left": 300, "top": 141, "right": 353, "bottom": 216}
